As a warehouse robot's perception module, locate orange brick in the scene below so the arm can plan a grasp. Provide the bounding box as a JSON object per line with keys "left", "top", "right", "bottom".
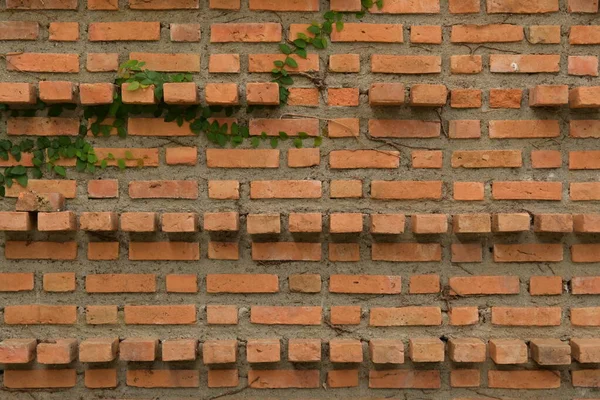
{"left": 251, "top": 306, "right": 322, "bottom": 325}
{"left": 451, "top": 243, "right": 483, "bottom": 263}
{"left": 449, "top": 0, "right": 480, "bottom": 13}
{"left": 0, "top": 339, "right": 37, "bottom": 364}
{"left": 126, "top": 370, "right": 199, "bottom": 388}
{"left": 330, "top": 339, "right": 363, "bottom": 363}
{"left": 208, "top": 242, "right": 239, "bottom": 260}
{"left": 119, "top": 338, "right": 158, "bottom": 362}
{"left": 534, "top": 213, "right": 573, "bottom": 232}
{"left": 247, "top": 339, "right": 280, "bottom": 363}
{"left": 449, "top": 307, "right": 479, "bottom": 325}
{"left": 49, "top": 22, "right": 78, "bottom": 41}
{"left": 120, "top": 212, "right": 157, "bottom": 232}
{"left": 372, "top": 55, "right": 441, "bottom": 74}
{"left": 330, "top": 274, "right": 401, "bottom": 294}
{"left": 88, "top": 242, "right": 119, "bottom": 261}
{"left": 453, "top": 182, "right": 484, "bottom": 201}
{"left": 491, "top": 306, "right": 562, "bottom": 326}
{"left": 451, "top": 24, "right": 523, "bottom": 43}
{"left": 124, "top": 305, "right": 197, "bottom": 325}
{"left": 574, "top": 214, "right": 600, "bottom": 233}
{"left": 85, "top": 369, "right": 117, "bottom": 389}
{"left": 530, "top": 85, "right": 569, "bottom": 107}
{"left": 0, "top": 212, "right": 33, "bottom": 231}
{"left": 6, "top": 53, "right": 79, "bottom": 73}
{"left": 288, "top": 339, "right": 321, "bottom": 362}
{"left": 208, "top": 369, "right": 239, "bottom": 388}
{"left": 330, "top": 306, "right": 361, "bottom": 325}
{"left": 569, "top": 56, "right": 598, "bottom": 76}
{"left": 3, "top": 370, "right": 76, "bottom": 389}
{"left": 202, "top": 340, "right": 237, "bottom": 364}
{"left": 372, "top": 181, "right": 443, "bottom": 200}
{"left": 0, "top": 273, "right": 34, "bottom": 292}
{"left": 530, "top": 339, "right": 571, "bottom": 365}
{"left": 448, "top": 338, "right": 486, "bottom": 362}
{"left": 491, "top": 54, "right": 560, "bottom": 73}
{"left": 370, "top": 307, "right": 442, "bottom": 326}
{"left": 247, "top": 82, "right": 279, "bottom": 105}
{"left": 80, "top": 83, "right": 115, "bottom": 105}
{"left": 451, "top": 369, "right": 480, "bottom": 387}
{"left": 79, "top": 337, "right": 119, "bottom": 362}
{"left": 43, "top": 272, "right": 75, "bottom": 292}
{"left": 411, "top": 25, "right": 442, "bottom": 43}
{"left": 412, "top": 214, "right": 448, "bottom": 234}
{"left": 206, "top": 305, "right": 238, "bottom": 325}
{"left": 450, "top": 55, "right": 483, "bottom": 74}
{"left": 89, "top": 22, "right": 160, "bottom": 41}
{"left": 88, "top": 0, "right": 118, "bottom": 9}
{"left": 205, "top": 83, "right": 239, "bottom": 106}
{"left": 330, "top": 179, "right": 362, "bottom": 198}
{"left": 289, "top": 274, "right": 321, "bottom": 293}
{"left": 571, "top": 338, "right": 600, "bottom": 362}
{"left": 494, "top": 244, "right": 563, "bottom": 262}
{"left": 86, "top": 53, "right": 119, "bottom": 72}
{"left": 369, "top": 339, "right": 404, "bottom": 364}
{"left": 370, "top": 214, "right": 405, "bottom": 234}
{"left": 209, "top": 54, "right": 240, "bottom": 73}
{"left": 207, "top": 274, "right": 278, "bottom": 294}
{"left": 449, "top": 119, "right": 481, "bottom": 139}
{"left": 490, "top": 88, "right": 522, "bottom": 108}
{"left": 129, "top": 0, "right": 199, "bottom": 8}
{"left": 409, "top": 275, "right": 440, "bottom": 294}
{"left": 39, "top": 81, "right": 75, "bottom": 103}
{"left": 161, "top": 213, "right": 197, "bottom": 233}
{"left": 0, "top": 21, "right": 39, "bottom": 40}
{"left": 453, "top": 213, "right": 491, "bottom": 233}
{"left": 170, "top": 23, "right": 200, "bottom": 42}
{"left": 451, "top": 89, "right": 482, "bottom": 108}
{"left": 492, "top": 181, "right": 562, "bottom": 200}
{"left": 166, "top": 274, "right": 198, "bottom": 293}
{"left": 489, "top": 339, "right": 528, "bottom": 364}
{"left": 328, "top": 88, "right": 359, "bottom": 106}
{"left": 86, "top": 305, "right": 118, "bottom": 325}
{"left": 162, "top": 339, "right": 197, "bottom": 361}
{"left": 529, "top": 25, "right": 561, "bottom": 43}
{"left": 211, "top": 23, "right": 281, "bottom": 43}
{"left": 129, "top": 52, "right": 201, "bottom": 72}
{"left": 204, "top": 212, "right": 239, "bottom": 232}
{"left": 412, "top": 150, "right": 442, "bottom": 168}
{"left": 329, "top": 54, "right": 360, "bottom": 73}
{"left": 409, "top": 338, "right": 445, "bottom": 362}
{"left": 38, "top": 211, "right": 76, "bottom": 231}
{"left": 410, "top": 84, "right": 447, "bottom": 107}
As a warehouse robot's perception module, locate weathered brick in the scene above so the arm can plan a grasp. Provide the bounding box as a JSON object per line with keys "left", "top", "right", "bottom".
{"left": 451, "top": 24, "right": 524, "bottom": 43}
{"left": 489, "top": 339, "right": 528, "bottom": 364}
{"left": 211, "top": 23, "right": 281, "bottom": 43}
{"left": 370, "top": 307, "right": 442, "bottom": 326}
{"left": 491, "top": 306, "right": 562, "bottom": 326}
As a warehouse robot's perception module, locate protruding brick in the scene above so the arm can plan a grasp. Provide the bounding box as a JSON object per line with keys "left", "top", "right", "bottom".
{"left": 409, "top": 84, "right": 447, "bottom": 107}
{"left": 448, "top": 338, "right": 486, "bottom": 362}
{"left": 162, "top": 339, "right": 197, "bottom": 362}
{"left": 37, "top": 339, "right": 77, "bottom": 365}
{"left": 409, "top": 338, "right": 444, "bottom": 362}
{"left": 38, "top": 211, "right": 77, "bottom": 231}
{"left": 530, "top": 85, "right": 569, "bottom": 107}
{"left": 453, "top": 214, "right": 491, "bottom": 233}
{"left": 533, "top": 214, "right": 573, "bottom": 233}
{"left": 369, "top": 339, "right": 404, "bottom": 364}
{"left": 489, "top": 339, "right": 528, "bottom": 364}
{"left": 288, "top": 339, "right": 321, "bottom": 362}
{"left": 79, "top": 337, "right": 119, "bottom": 363}
{"left": 247, "top": 339, "right": 280, "bottom": 363}
{"left": 530, "top": 339, "right": 571, "bottom": 365}
{"left": 412, "top": 214, "right": 448, "bottom": 234}
{"left": 571, "top": 338, "right": 600, "bottom": 363}
{"left": 330, "top": 339, "right": 363, "bottom": 363}
{"left": 0, "top": 339, "right": 37, "bottom": 364}
{"left": 120, "top": 338, "right": 158, "bottom": 362}
{"left": 202, "top": 340, "right": 237, "bottom": 364}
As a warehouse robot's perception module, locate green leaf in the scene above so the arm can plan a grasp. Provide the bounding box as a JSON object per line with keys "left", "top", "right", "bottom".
{"left": 270, "top": 138, "right": 278, "bottom": 148}
{"left": 279, "top": 44, "right": 292, "bottom": 55}
{"left": 324, "top": 11, "right": 336, "bottom": 20}
{"left": 355, "top": 10, "right": 365, "bottom": 18}
{"left": 100, "top": 159, "right": 108, "bottom": 169}
{"left": 117, "top": 126, "right": 127, "bottom": 138}
{"left": 250, "top": 137, "right": 260, "bottom": 148}
{"left": 0, "top": 185, "right": 5, "bottom": 197}
{"left": 298, "top": 131, "right": 309, "bottom": 139}
{"left": 295, "top": 48, "right": 307, "bottom": 59}
{"left": 125, "top": 151, "right": 134, "bottom": 160}
{"left": 336, "top": 20, "right": 344, "bottom": 32}
{"left": 10, "top": 165, "right": 26, "bottom": 175}
{"left": 274, "top": 60, "right": 285, "bottom": 68}
{"left": 117, "top": 159, "right": 126, "bottom": 170}
{"left": 53, "top": 165, "right": 66, "bottom": 177}
{"left": 217, "top": 133, "right": 228, "bottom": 147}
{"left": 314, "top": 136, "right": 323, "bottom": 147}
{"left": 279, "top": 131, "right": 289, "bottom": 140}
{"left": 76, "top": 158, "right": 86, "bottom": 172}
{"left": 47, "top": 104, "right": 63, "bottom": 117}
{"left": 376, "top": 0, "right": 383, "bottom": 9}
{"left": 279, "top": 76, "right": 294, "bottom": 85}
{"left": 15, "top": 175, "right": 27, "bottom": 187}
{"left": 307, "top": 25, "right": 321, "bottom": 35}
{"left": 127, "top": 81, "right": 140, "bottom": 91}
{"left": 285, "top": 57, "right": 298, "bottom": 68}
{"left": 293, "top": 39, "right": 307, "bottom": 48}
{"left": 293, "top": 138, "right": 303, "bottom": 148}
{"left": 31, "top": 167, "right": 42, "bottom": 179}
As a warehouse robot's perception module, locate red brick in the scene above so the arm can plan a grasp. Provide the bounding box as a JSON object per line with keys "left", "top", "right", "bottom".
{"left": 88, "top": 242, "right": 119, "bottom": 261}
{"left": 411, "top": 25, "right": 441, "bottom": 44}
{"left": 449, "top": 119, "right": 481, "bottom": 138}
{"left": 490, "top": 54, "right": 560, "bottom": 73}
{"left": 206, "top": 305, "right": 238, "bottom": 325}
{"left": 574, "top": 214, "right": 600, "bottom": 233}
{"left": 251, "top": 180, "right": 322, "bottom": 199}
{"left": 129, "top": 242, "right": 200, "bottom": 261}
{"left": 88, "top": 179, "right": 118, "bottom": 198}
{"left": 370, "top": 307, "right": 442, "bottom": 326}
{"left": 412, "top": 150, "right": 443, "bottom": 168}
{"left": 453, "top": 214, "right": 491, "bottom": 233}
{"left": 289, "top": 274, "right": 321, "bottom": 293}
{"left": 86, "top": 274, "right": 156, "bottom": 293}
{"left": 330, "top": 275, "right": 400, "bottom": 294}
{"left": 410, "top": 84, "right": 447, "bottom": 107}
{"left": 330, "top": 339, "right": 363, "bottom": 363}
{"left": 86, "top": 53, "right": 119, "bottom": 72}
{"left": 330, "top": 179, "right": 362, "bottom": 198}
{"left": 571, "top": 182, "right": 600, "bottom": 201}
{"left": 211, "top": 23, "right": 281, "bottom": 42}
{"left": 572, "top": 307, "right": 600, "bottom": 326}
{"left": 251, "top": 306, "right": 322, "bottom": 325}
{"left": 80, "top": 83, "right": 115, "bottom": 105}
{"left": 208, "top": 180, "right": 239, "bottom": 200}
{"left": 129, "top": 52, "right": 200, "bottom": 72}
{"left": 121, "top": 212, "right": 157, "bottom": 232}
{"left": 328, "top": 88, "right": 359, "bottom": 106}
{"left": 162, "top": 339, "right": 197, "bottom": 361}
{"left": 0, "top": 339, "right": 36, "bottom": 364}
{"left": 451, "top": 369, "right": 480, "bottom": 387}
{"left": 6, "top": 53, "right": 79, "bottom": 73}
{"left": 6, "top": 241, "right": 77, "bottom": 260}
{"left": 571, "top": 338, "right": 600, "bottom": 362}
{"left": 369, "top": 370, "right": 441, "bottom": 389}
{"left": 0, "top": 21, "right": 39, "bottom": 40}
{"left": 449, "top": 307, "right": 479, "bottom": 325}
{"left": 0, "top": 83, "right": 36, "bottom": 105}
{"left": 371, "top": 180, "right": 443, "bottom": 200}
{"left": 487, "top": 0, "right": 559, "bottom": 13}
{"left": 43, "top": 272, "right": 75, "bottom": 292}
{"left": 451, "top": 89, "right": 482, "bottom": 108}
{"left": 0, "top": 212, "right": 32, "bottom": 231}
{"left": 208, "top": 369, "right": 239, "bottom": 388}
{"left": 449, "top": 0, "right": 479, "bottom": 13}
{"left": 409, "top": 274, "right": 440, "bottom": 294}
{"left": 489, "top": 339, "right": 528, "bottom": 364}
{"left": 49, "top": 22, "right": 78, "bottom": 41}
{"left": 372, "top": 243, "right": 442, "bottom": 262}
{"left": 89, "top": 22, "right": 160, "bottom": 41}
{"left": 126, "top": 370, "right": 199, "bottom": 388}
{"left": 494, "top": 244, "right": 563, "bottom": 262}
{"left": 571, "top": 26, "right": 600, "bottom": 45}
{"left": 491, "top": 306, "right": 562, "bottom": 326}
{"left": 531, "top": 338, "right": 571, "bottom": 365}
{"left": 209, "top": 54, "right": 240, "bottom": 73}
{"left": 129, "top": 180, "right": 198, "bottom": 199}
{"left": 569, "top": 0, "right": 599, "bottom": 12}
{"left": 532, "top": 150, "right": 562, "bottom": 168}
{"left": 569, "top": 56, "right": 598, "bottom": 76}
{"left": 162, "top": 213, "right": 197, "bottom": 233}
{"left": 372, "top": 55, "right": 442, "bottom": 74}
{"left": 203, "top": 340, "right": 237, "bottom": 364}
{"left": 88, "top": 0, "right": 118, "bottom": 9}
{"left": 449, "top": 276, "right": 519, "bottom": 295}
{"left": 412, "top": 214, "right": 448, "bottom": 234}
{"left": 120, "top": 338, "right": 158, "bottom": 361}
{"left": 451, "top": 243, "right": 483, "bottom": 262}
{"left": 329, "top": 54, "right": 360, "bottom": 73}
{"left": 288, "top": 148, "right": 319, "bottom": 168}
{"left": 206, "top": 274, "right": 278, "bottom": 293}
{"left": 247, "top": 339, "right": 280, "bottom": 363}
{"left": 0, "top": 273, "right": 34, "bottom": 292}
{"left": 170, "top": 23, "right": 200, "bottom": 42}
{"left": 84, "top": 369, "right": 117, "bottom": 388}
{"left": 288, "top": 339, "right": 321, "bottom": 362}
{"left": 250, "top": 118, "right": 319, "bottom": 137}
{"left": 86, "top": 305, "right": 118, "bottom": 325}
{"left": 534, "top": 213, "right": 573, "bottom": 232}
{"left": 492, "top": 181, "right": 562, "bottom": 200}
{"left": 448, "top": 338, "right": 486, "bottom": 362}
{"left": 370, "top": 0, "right": 440, "bottom": 14}
{"left": 8, "top": 117, "right": 80, "bottom": 137}
{"left": 453, "top": 182, "right": 484, "bottom": 201}
{"left": 570, "top": 86, "right": 600, "bottom": 108}
{"left": 330, "top": 23, "right": 403, "bottom": 43}
{"left": 327, "top": 370, "right": 359, "bottom": 388}
{"left": 208, "top": 242, "right": 239, "bottom": 260}
{"left": 124, "top": 305, "right": 196, "bottom": 325}
{"left": 488, "top": 370, "right": 560, "bottom": 389}
{"left": 249, "top": 370, "right": 320, "bottom": 389}
{"left": 451, "top": 55, "right": 483, "bottom": 74}
{"left": 451, "top": 24, "right": 523, "bottom": 43}
{"left": 530, "top": 276, "right": 563, "bottom": 295}
{"left": 369, "top": 83, "right": 404, "bottom": 106}
{"left": 3, "top": 370, "right": 76, "bottom": 389}
{"left": 572, "top": 244, "right": 600, "bottom": 262}
{"left": 330, "top": 306, "right": 361, "bottom": 325}
{"left": 370, "top": 213, "right": 405, "bottom": 234}
{"left": 79, "top": 337, "right": 119, "bottom": 362}
{"left": 573, "top": 370, "right": 600, "bottom": 387}
{"left": 39, "top": 81, "right": 75, "bottom": 103}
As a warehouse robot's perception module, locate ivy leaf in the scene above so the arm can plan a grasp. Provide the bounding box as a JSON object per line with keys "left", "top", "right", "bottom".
{"left": 314, "top": 136, "right": 323, "bottom": 147}
{"left": 31, "top": 167, "right": 42, "bottom": 179}
{"left": 293, "top": 138, "right": 303, "bottom": 148}
{"left": 336, "top": 20, "right": 344, "bottom": 32}
{"left": 100, "top": 159, "right": 108, "bottom": 169}
{"left": 0, "top": 185, "right": 5, "bottom": 197}
{"left": 250, "top": 137, "right": 260, "bottom": 148}
{"left": 285, "top": 57, "right": 298, "bottom": 68}
{"left": 15, "top": 175, "right": 28, "bottom": 187}
{"left": 298, "top": 131, "right": 309, "bottom": 139}
{"left": 127, "top": 81, "right": 140, "bottom": 91}
{"left": 307, "top": 25, "right": 321, "bottom": 35}
{"left": 117, "top": 159, "right": 126, "bottom": 170}
{"left": 217, "top": 133, "right": 228, "bottom": 147}
{"left": 279, "top": 76, "right": 294, "bottom": 85}
{"left": 295, "top": 48, "right": 307, "bottom": 59}
{"left": 270, "top": 138, "right": 278, "bottom": 148}
{"left": 53, "top": 165, "right": 66, "bottom": 177}
{"left": 279, "top": 44, "right": 292, "bottom": 55}
{"left": 293, "top": 39, "right": 307, "bottom": 48}
{"left": 117, "top": 126, "right": 127, "bottom": 138}
{"left": 355, "top": 10, "right": 365, "bottom": 18}
{"left": 376, "top": 0, "right": 383, "bottom": 8}
{"left": 279, "top": 131, "right": 289, "bottom": 140}
{"left": 76, "top": 158, "right": 86, "bottom": 172}
{"left": 274, "top": 60, "right": 285, "bottom": 68}
{"left": 324, "top": 11, "right": 336, "bottom": 21}
{"left": 47, "top": 104, "right": 63, "bottom": 117}
{"left": 125, "top": 151, "right": 134, "bottom": 160}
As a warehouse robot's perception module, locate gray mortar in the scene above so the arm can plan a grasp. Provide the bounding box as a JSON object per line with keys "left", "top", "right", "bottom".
{"left": 0, "top": 0, "right": 600, "bottom": 399}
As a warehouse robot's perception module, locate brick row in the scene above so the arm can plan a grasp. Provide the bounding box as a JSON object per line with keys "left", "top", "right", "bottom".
{"left": 5, "top": 272, "right": 600, "bottom": 296}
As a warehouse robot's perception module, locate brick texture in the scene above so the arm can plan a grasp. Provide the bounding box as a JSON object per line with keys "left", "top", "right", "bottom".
{"left": 0, "top": 0, "right": 597, "bottom": 398}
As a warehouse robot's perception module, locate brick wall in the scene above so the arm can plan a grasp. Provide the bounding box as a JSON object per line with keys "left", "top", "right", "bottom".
{"left": 0, "top": 0, "right": 600, "bottom": 398}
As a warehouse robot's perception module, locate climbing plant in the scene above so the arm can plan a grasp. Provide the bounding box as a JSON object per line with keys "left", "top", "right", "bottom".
{"left": 0, "top": 0, "right": 383, "bottom": 196}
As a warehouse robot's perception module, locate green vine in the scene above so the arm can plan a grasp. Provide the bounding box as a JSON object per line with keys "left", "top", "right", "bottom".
{"left": 0, "top": 1, "right": 382, "bottom": 196}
